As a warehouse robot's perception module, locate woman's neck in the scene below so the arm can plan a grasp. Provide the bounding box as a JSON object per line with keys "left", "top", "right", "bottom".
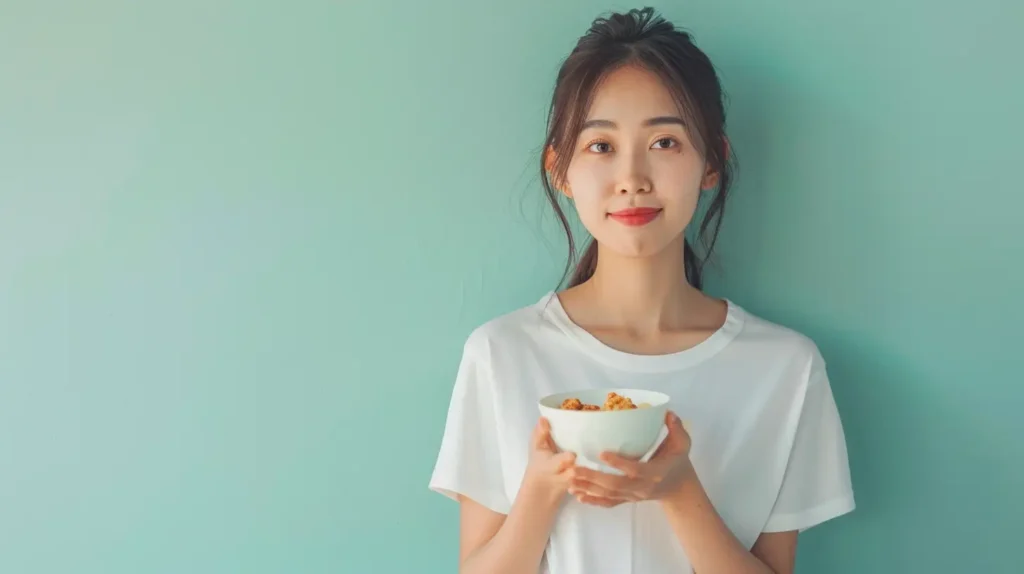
{"left": 575, "top": 237, "right": 703, "bottom": 333}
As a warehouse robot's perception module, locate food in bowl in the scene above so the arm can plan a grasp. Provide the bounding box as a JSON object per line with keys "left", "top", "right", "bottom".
{"left": 559, "top": 391, "right": 650, "bottom": 411}
{"left": 538, "top": 388, "right": 671, "bottom": 475}
{"left": 560, "top": 397, "right": 603, "bottom": 411}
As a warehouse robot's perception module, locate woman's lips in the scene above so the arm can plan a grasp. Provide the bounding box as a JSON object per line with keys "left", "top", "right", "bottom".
{"left": 607, "top": 207, "right": 662, "bottom": 226}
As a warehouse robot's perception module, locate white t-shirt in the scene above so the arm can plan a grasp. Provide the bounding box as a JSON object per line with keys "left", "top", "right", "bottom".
{"left": 429, "top": 291, "right": 855, "bottom": 574}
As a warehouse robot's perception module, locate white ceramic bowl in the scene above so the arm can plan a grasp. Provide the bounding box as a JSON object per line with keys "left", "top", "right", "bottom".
{"left": 538, "top": 388, "right": 670, "bottom": 474}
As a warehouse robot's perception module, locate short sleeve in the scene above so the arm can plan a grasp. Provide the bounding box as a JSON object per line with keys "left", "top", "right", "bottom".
{"left": 428, "top": 332, "right": 511, "bottom": 515}
{"left": 763, "top": 351, "right": 856, "bottom": 532}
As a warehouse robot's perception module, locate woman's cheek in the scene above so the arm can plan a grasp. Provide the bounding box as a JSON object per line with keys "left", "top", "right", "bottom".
{"left": 571, "top": 193, "right": 606, "bottom": 229}
{"left": 567, "top": 162, "right": 612, "bottom": 199}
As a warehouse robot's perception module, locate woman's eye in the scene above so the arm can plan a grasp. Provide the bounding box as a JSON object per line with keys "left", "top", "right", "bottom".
{"left": 652, "top": 138, "right": 677, "bottom": 149}
{"left": 587, "top": 142, "right": 612, "bottom": 153}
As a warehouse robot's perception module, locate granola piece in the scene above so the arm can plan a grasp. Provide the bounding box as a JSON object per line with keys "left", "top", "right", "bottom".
{"left": 560, "top": 398, "right": 584, "bottom": 410}
{"left": 603, "top": 392, "right": 637, "bottom": 410}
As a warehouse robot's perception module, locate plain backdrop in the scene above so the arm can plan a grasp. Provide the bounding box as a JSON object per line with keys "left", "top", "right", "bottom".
{"left": 1, "top": 1, "right": 1021, "bottom": 572}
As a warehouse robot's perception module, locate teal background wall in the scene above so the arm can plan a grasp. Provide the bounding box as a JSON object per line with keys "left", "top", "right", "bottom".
{"left": 1, "top": 1, "right": 1020, "bottom": 573}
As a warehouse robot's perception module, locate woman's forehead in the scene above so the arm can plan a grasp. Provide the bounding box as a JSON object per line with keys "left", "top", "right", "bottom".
{"left": 585, "top": 66, "right": 681, "bottom": 124}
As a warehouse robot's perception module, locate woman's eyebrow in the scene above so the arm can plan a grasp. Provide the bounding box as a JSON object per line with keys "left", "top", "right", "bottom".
{"left": 581, "top": 116, "right": 686, "bottom": 130}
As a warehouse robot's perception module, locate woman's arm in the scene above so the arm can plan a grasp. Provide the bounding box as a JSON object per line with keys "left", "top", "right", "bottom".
{"left": 660, "top": 475, "right": 797, "bottom": 574}
{"left": 457, "top": 418, "right": 576, "bottom": 574}
{"left": 568, "top": 412, "right": 799, "bottom": 574}
{"left": 457, "top": 477, "right": 564, "bottom": 574}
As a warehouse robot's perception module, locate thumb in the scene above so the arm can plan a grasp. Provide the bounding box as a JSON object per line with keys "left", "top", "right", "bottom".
{"left": 665, "top": 411, "right": 684, "bottom": 430}
{"left": 664, "top": 411, "right": 690, "bottom": 449}
{"left": 532, "top": 418, "right": 554, "bottom": 451}
{"left": 553, "top": 451, "right": 577, "bottom": 472}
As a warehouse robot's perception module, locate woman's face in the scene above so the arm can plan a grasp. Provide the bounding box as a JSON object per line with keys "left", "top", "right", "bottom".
{"left": 560, "top": 65, "right": 716, "bottom": 259}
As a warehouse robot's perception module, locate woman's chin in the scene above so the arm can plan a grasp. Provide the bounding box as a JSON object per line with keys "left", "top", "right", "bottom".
{"left": 598, "top": 235, "right": 680, "bottom": 261}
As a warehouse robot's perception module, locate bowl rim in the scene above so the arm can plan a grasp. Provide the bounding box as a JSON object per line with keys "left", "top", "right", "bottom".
{"left": 537, "top": 388, "right": 670, "bottom": 412}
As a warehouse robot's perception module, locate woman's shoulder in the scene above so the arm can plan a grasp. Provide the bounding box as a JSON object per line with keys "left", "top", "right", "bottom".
{"left": 725, "top": 300, "right": 826, "bottom": 368}
{"left": 460, "top": 290, "right": 564, "bottom": 359}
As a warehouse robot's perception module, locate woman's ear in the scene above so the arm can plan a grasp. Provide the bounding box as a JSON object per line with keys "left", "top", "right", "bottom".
{"left": 702, "top": 167, "right": 720, "bottom": 190}
{"left": 701, "top": 137, "right": 731, "bottom": 191}
{"left": 544, "top": 146, "right": 573, "bottom": 198}
{"left": 544, "top": 145, "right": 556, "bottom": 174}
{"left": 701, "top": 165, "right": 720, "bottom": 191}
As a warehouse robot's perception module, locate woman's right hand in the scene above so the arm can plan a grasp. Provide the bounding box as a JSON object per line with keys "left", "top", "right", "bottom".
{"left": 458, "top": 419, "right": 576, "bottom": 574}
{"left": 521, "top": 418, "right": 577, "bottom": 501}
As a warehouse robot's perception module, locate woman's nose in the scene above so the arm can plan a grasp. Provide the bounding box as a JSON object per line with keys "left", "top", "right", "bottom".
{"left": 616, "top": 154, "right": 653, "bottom": 194}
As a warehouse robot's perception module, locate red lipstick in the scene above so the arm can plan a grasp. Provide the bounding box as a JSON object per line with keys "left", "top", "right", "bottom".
{"left": 608, "top": 207, "right": 662, "bottom": 226}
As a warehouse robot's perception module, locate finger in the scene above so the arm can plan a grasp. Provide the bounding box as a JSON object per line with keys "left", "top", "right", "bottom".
{"left": 569, "top": 477, "right": 615, "bottom": 498}
{"left": 570, "top": 477, "right": 639, "bottom": 501}
{"left": 539, "top": 418, "right": 560, "bottom": 452}
{"left": 654, "top": 411, "right": 690, "bottom": 456}
{"left": 665, "top": 411, "right": 687, "bottom": 434}
{"left": 545, "top": 431, "right": 559, "bottom": 453}
{"left": 599, "top": 452, "right": 645, "bottom": 478}
{"left": 576, "top": 493, "right": 626, "bottom": 508}
{"left": 554, "top": 451, "right": 577, "bottom": 473}
{"left": 532, "top": 418, "right": 553, "bottom": 450}
{"left": 571, "top": 467, "right": 633, "bottom": 492}
{"left": 569, "top": 468, "right": 638, "bottom": 495}
{"left": 530, "top": 420, "right": 545, "bottom": 449}
{"left": 571, "top": 466, "right": 623, "bottom": 488}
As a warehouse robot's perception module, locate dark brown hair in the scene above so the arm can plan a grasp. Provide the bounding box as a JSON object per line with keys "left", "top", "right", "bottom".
{"left": 542, "top": 7, "right": 734, "bottom": 290}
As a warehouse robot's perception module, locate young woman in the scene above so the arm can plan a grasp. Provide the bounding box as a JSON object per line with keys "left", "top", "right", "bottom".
{"left": 429, "top": 8, "right": 855, "bottom": 574}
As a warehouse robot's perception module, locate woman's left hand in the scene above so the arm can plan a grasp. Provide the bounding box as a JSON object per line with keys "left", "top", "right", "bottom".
{"left": 569, "top": 410, "right": 695, "bottom": 507}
